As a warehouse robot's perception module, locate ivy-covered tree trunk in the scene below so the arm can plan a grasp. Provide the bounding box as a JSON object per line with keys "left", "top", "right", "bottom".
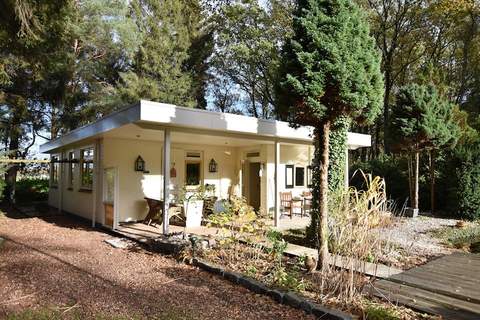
{"left": 318, "top": 121, "right": 331, "bottom": 268}
{"left": 307, "top": 118, "right": 348, "bottom": 244}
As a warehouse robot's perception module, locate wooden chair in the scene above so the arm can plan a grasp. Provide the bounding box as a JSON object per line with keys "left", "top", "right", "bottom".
{"left": 280, "top": 192, "right": 302, "bottom": 219}
{"left": 143, "top": 197, "right": 163, "bottom": 226}
{"left": 302, "top": 191, "right": 312, "bottom": 216}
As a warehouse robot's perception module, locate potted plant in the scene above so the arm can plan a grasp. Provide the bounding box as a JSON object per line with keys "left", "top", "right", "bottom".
{"left": 180, "top": 186, "right": 205, "bottom": 228}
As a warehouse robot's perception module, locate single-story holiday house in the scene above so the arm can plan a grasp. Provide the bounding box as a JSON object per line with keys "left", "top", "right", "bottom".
{"left": 40, "top": 100, "right": 371, "bottom": 233}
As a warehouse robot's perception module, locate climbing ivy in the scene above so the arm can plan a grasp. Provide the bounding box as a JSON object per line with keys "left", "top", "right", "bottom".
{"left": 306, "top": 117, "right": 349, "bottom": 243}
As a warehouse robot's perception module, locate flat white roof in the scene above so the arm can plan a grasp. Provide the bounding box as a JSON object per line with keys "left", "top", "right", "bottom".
{"left": 40, "top": 100, "right": 371, "bottom": 153}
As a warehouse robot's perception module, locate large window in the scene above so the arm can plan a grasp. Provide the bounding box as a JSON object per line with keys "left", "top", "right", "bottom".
{"left": 68, "top": 151, "right": 76, "bottom": 189}
{"left": 186, "top": 162, "right": 201, "bottom": 186}
{"left": 80, "top": 148, "right": 94, "bottom": 190}
{"left": 50, "top": 155, "right": 59, "bottom": 187}
{"left": 295, "top": 167, "right": 305, "bottom": 187}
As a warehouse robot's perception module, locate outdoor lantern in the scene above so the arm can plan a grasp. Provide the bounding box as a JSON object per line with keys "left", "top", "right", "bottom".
{"left": 208, "top": 158, "right": 218, "bottom": 173}
{"left": 135, "top": 156, "right": 145, "bottom": 172}
{"left": 170, "top": 162, "right": 177, "bottom": 178}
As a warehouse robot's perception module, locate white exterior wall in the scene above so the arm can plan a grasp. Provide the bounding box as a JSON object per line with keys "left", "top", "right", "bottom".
{"left": 102, "top": 138, "right": 239, "bottom": 223}
{"left": 265, "top": 144, "right": 313, "bottom": 214}
{"left": 48, "top": 141, "right": 103, "bottom": 222}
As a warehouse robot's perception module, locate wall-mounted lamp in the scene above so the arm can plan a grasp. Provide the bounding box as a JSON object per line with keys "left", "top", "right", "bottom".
{"left": 135, "top": 156, "right": 145, "bottom": 172}
{"left": 170, "top": 162, "right": 177, "bottom": 178}
{"left": 209, "top": 158, "right": 218, "bottom": 173}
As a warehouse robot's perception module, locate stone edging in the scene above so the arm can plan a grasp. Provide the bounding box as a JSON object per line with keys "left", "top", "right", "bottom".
{"left": 193, "top": 259, "right": 356, "bottom": 320}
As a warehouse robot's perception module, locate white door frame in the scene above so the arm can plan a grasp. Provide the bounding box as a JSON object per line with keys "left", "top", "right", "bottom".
{"left": 103, "top": 166, "right": 119, "bottom": 229}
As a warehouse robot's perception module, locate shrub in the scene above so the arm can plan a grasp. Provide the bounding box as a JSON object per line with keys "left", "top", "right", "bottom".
{"left": 443, "top": 143, "right": 480, "bottom": 220}
{"left": 15, "top": 178, "right": 49, "bottom": 203}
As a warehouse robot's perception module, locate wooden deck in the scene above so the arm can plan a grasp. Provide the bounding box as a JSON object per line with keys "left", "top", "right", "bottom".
{"left": 372, "top": 253, "right": 480, "bottom": 320}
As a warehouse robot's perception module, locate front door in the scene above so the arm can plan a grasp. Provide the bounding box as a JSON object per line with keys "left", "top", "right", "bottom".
{"left": 248, "top": 162, "right": 261, "bottom": 211}
{"left": 103, "top": 167, "right": 117, "bottom": 229}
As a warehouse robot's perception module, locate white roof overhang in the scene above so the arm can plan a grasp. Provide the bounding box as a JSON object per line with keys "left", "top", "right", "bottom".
{"left": 40, "top": 100, "right": 371, "bottom": 153}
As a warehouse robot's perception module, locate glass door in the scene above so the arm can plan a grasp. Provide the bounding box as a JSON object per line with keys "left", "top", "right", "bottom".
{"left": 103, "top": 167, "right": 116, "bottom": 229}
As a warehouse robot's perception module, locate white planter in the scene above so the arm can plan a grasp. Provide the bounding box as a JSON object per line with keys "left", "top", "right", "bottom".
{"left": 184, "top": 199, "right": 204, "bottom": 228}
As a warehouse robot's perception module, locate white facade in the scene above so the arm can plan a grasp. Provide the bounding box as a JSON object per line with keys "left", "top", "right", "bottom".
{"left": 42, "top": 100, "right": 371, "bottom": 230}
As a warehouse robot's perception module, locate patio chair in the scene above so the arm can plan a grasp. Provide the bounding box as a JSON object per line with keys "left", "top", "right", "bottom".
{"left": 143, "top": 197, "right": 164, "bottom": 226}
{"left": 280, "top": 192, "right": 303, "bottom": 219}
{"left": 302, "top": 191, "right": 312, "bottom": 216}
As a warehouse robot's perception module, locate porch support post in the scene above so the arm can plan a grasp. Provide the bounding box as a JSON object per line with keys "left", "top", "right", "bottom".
{"left": 162, "top": 128, "right": 171, "bottom": 235}
{"left": 58, "top": 151, "right": 64, "bottom": 214}
{"left": 92, "top": 139, "right": 99, "bottom": 228}
{"left": 274, "top": 141, "right": 280, "bottom": 227}
{"left": 344, "top": 147, "right": 349, "bottom": 189}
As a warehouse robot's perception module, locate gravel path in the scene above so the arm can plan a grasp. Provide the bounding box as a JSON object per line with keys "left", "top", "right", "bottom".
{"left": 0, "top": 211, "right": 313, "bottom": 320}
{"left": 378, "top": 214, "right": 459, "bottom": 268}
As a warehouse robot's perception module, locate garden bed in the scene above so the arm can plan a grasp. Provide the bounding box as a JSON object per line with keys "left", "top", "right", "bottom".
{"left": 188, "top": 236, "right": 438, "bottom": 320}
{"left": 283, "top": 214, "right": 465, "bottom": 270}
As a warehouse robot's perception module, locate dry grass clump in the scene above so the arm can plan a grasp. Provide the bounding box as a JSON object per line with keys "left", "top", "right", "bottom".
{"left": 310, "top": 171, "right": 393, "bottom": 303}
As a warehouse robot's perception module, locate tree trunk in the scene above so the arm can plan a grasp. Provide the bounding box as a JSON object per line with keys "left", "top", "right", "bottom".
{"left": 413, "top": 151, "right": 419, "bottom": 210}
{"left": 5, "top": 131, "right": 20, "bottom": 204}
{"left": 429, "top": 150, "right": 435, "bottom": 214}
{"left": 318, "top": 120, "right": 331, "bottom": 269}
{"left": 407, "top": 154, "right": 413, "bottom": 205}
{"left": 383, "top": 71, "right": 392, "bottom": 154}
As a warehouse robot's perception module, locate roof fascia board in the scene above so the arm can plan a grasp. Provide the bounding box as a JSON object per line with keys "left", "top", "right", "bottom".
{"left": 139, "top": 100, "right": 313, "bottom": 142}
{"left": 39, "top": 103, "right": 140, "bottom": 153}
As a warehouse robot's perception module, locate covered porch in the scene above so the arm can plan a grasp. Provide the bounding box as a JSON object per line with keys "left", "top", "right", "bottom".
{"left": 102, "top": 120, "right": 316, "bottom": 232}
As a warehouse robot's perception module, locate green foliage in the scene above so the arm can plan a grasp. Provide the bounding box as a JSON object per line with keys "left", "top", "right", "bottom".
{"left": 431, "top": 223, "right": 480, "bottom": 248}
{"left": 207, "top": 196, "right": 266, "bottom": 244}
{"left": 270, "top": 265, "right": 306, "bottom": 292}
{"left": 364, "top": 303, "right": 400, "bottom": 320}
{"left": 278, "top": 0, "right": 384, "bottom": 126}
{"left": 328, "top": 117, "right": 349, "bottom": 192}
{"left": 389, "top": 84, "right": 461, "bottom": 152}
{"left": 15, "top": 178, "right": 49, "bottom": 203}
{"left": 443, "top": 142, "right": 480, "bottom": 220}
{"left": 265, "top": 229, "right": 288, "bottom": 266}
{"left": 279, "top": 0, "right": 384, "bottom": 250}
{"left": 211, "top": 0, "right": 293, "bottom": 117}
{"left": 117, "top": 0, "right": 202, "bottom": 108}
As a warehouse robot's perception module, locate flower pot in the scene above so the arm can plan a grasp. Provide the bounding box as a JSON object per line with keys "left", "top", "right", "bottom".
{"left": 184, "top": 199, "right": 204, "bottom": 228}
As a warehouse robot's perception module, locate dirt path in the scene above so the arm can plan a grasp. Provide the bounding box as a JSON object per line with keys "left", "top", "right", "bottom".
{"left": 0, "top": 211, "right": 313, "bottom": 319}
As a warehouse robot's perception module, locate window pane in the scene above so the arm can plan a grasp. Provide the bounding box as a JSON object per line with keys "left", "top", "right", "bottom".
{"left": 68, "top": 152, "right": 75, "bottom": 188}
{"left": 295, "top": 167, "right": 305, "bottom": 187}
{"left": 80, "top": 148, "right": 94, "bottom": 189}
{"left": 186, "top": 162, "right": 200, "bottom": 186}
{"left": 51, "top": 156, "right": 59, "bottom": 186}
{"left": 285, "top": 165, "right": 294, "bottom": 188}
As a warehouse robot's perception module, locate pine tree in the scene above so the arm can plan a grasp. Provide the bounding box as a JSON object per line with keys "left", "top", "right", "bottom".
{"left": 118, "top": 0, "right": 206, "bottom": 108}
{"left": 278, "top": 0, "right": 384, "bottom": 267}
{"left": 390, "top": 84, "right": 461, "bottom": 212}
